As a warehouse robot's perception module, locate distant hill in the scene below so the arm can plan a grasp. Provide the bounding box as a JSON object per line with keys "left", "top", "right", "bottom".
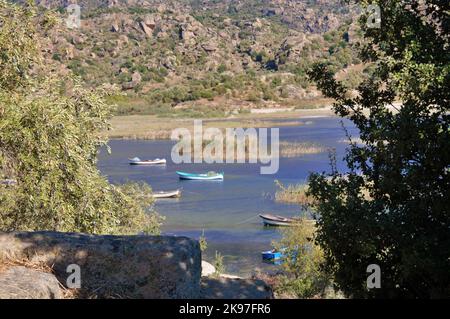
{"left": 16, "top": 0, "right": 368, "bottom": 115}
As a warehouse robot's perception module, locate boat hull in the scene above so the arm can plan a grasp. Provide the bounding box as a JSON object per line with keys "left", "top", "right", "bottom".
{"left": 259, "top": 214, "right": 296, "bottom": 227}
{"left": 262, "top": 219, "right": 293, "bottom": 227}
{"left": 176, "top": 171, "right": 224, "bottom": 180}
{"left": 129, "top": 159, "right": 167, "bottom": 165}
{"left": 153, "top": 190, "right": 182, "bottom": 199}
{"left": 262, "top": 250, "right": 284, "bottom": 260}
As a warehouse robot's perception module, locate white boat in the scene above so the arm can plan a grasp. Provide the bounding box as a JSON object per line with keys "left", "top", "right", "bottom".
{"left": 259, "top": 214, "right": 316, "bottom": 227}
{"left": 153, "top": 189, "right": 182, "bottom": 199}
{"left": 128, "top": 157, "right": 166, "bottom": 165}
{"left": 259, "top": 214, "right": 297, "bottom": 226}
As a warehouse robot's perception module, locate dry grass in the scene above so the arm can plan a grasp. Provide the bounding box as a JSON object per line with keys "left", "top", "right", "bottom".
{"left": 280, "top": 141, "right": 327, "bottom": 158}
{"left": 0, "top": 256, "right": 53, "bottom": 274}
{"left": 274, "top": 180, "right": 316, "bottom": 206}
{"left": 173, "top": 137, "right": 326, "bottom": 162}
{"left": 106, "top": 115, "right": 307, "bottom": 140}
{"left": 176, "top": 138, "right": 271, "bottom": 162}
{"left": 105, "top": 106, "right": 335, "bottom": 140}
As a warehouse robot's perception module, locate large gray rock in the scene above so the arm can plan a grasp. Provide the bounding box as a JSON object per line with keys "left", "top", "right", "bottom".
{"left": 0, "top": 232, "right": 201, "bottom": 299}
{"left": 0, "top": 266, "right": 63, "bottom": 299}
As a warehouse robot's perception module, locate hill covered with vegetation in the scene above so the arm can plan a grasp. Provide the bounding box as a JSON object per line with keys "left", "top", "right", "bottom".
{"left": 19, "top": 0, "right": 370, "bottom": 116}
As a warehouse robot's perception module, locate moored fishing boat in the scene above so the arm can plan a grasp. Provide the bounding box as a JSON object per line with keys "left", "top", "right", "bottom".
{"left": 259, "top": 214, "right": 316, "bottom": 227}
{"left": 128, "top": 157, "right": 166, "bottom": 165}
{"left": 262, "top": 249, "right": 285, "bottom": 261}
{"left": 153, "top": 189, "right": 182, "bottom": 199}
{"left": 259, "top": 214, "right": 298, "bottom": 226}
{"left": 176, "top": 171, "right": 224, "bottom": 181}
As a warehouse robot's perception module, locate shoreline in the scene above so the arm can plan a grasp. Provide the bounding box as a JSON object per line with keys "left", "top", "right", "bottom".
{"left": 105, "top": 106, "right": 336, "bottom": 140}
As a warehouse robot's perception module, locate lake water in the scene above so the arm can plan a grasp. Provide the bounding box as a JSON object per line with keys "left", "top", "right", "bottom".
{"left": 98, "top": 116, "right": 358, "bottom": 276}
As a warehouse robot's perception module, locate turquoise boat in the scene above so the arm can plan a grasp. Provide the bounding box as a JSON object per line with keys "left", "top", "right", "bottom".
{"left": 176, "top": 171, "right": 224, "bottom": 181}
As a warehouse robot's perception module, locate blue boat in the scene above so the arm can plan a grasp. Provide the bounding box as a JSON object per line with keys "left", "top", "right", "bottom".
{"left": 176, "top": 171, "right": 224, "bottom": 181}
{"left": 262, "top": 247, "right": 300, "bottom": 265}
{"left": 261, "top": 249, "right": 285, "bottom": 261}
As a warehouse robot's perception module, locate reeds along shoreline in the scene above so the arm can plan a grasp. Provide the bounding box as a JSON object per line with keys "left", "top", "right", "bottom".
{"left": 279, "top": 141, "right": 327, "bottom": 158}
{"left": 274, "top": 178, "right": 373, "bottom": 207}
{"left": 105, "top": 114, "right": 316, "bottom": 141}
{"left": 274, "top": 180, "right": 316, "bottom": 206}
{"left": 172, "top": 139, "right": 327, "bottom": 162}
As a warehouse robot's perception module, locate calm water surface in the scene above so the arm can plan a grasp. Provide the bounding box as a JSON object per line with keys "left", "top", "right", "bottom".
{"left": 98, "top": 116, "right": 358, "bottom": 276}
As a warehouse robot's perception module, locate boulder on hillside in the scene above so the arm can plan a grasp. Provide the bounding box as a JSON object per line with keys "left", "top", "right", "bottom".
{"left": 143, "top": 15, "right": 157, "bottom": 29}
{"left": 131, "top": 71, "right": 142, "bottom": 84}
{"left": 71, "top": 35, "right": 85, "bottom": 45}
{"left": 0, "top": 231, "right": 201, "bottom": 299}
{"left": 139, "top": 20, "right": 154, "bottom": 37}
{"left": 111, "top": 22, "right": 120, "bottom": 32}
{"left": 122, "top": 71, "right": 142, "bottom": 90}
{"left": 201, "top": 42, "right": 218, "bottom": 53}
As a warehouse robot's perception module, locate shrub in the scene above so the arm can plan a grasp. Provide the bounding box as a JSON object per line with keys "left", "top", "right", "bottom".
{"left": 0, "top": 2, "right": 163, "bottom": 235}
{"left": 199, "top": 230, "right": 208, "bottom": 252}
{"left": 272, "top": 219, "right": 332, "bottom": 298}
{"left": 213, "top": 251, "right": 225, "bottom": 277}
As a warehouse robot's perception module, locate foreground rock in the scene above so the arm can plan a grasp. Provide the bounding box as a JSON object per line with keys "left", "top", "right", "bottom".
{"left": 201, "top": 260, "right": 215, "bottom": 277}
{"left": 0, "top": 266, "right": 63, "bottom": 299}
{"left": 0, "top": 231, "right": 201, "bottom": 299}
{"left": 201, "top": 277, "right": 273, "bottom": 299}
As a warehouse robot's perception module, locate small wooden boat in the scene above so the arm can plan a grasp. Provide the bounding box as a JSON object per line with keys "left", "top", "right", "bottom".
{"left": 176, "top": 171, "right": 224, "bottom": 181}
{"left": 153, "top": 189, "right": 182, "bottom": 199}
{"left": 259, "top": 214, "right": 298, "bottom": 226}
{"left": 128, "top": 157, "right": 166, "bottom": 165}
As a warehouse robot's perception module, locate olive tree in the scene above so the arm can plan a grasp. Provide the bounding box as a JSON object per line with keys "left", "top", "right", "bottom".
{"left": 0, "top": 1, "right": 163, "bottom": 234}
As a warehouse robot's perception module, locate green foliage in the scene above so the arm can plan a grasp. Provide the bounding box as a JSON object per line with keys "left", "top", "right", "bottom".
{"left": 217, "top": 64, "right": 227, "bottom": 73}
{"left": 0, "top": 1, "right": 39, "bottom": 90}
{"left": 199, "top": 229, "right": 208, "bottom": 252}
{"left": 307, "top": 0, "right": 450, "bottom": 298}
{"left": 0, "top": 2, "right": 163, "bottom": 235}
{"left": 273, "top": 219, "right": 332, "bottom": 298}
{"left": 341, "top": 68, "right": 365, "bottom": 89}
{"left": 213, "top": 251, "right": 225, "bottom": 277}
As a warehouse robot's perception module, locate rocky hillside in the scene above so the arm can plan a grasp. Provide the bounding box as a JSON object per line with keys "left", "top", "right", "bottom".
{"left": 20, "top": 0, "right": 367, "bottom": 115}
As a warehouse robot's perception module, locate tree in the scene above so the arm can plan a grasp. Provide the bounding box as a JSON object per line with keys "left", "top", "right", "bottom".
{"left": 307, "top": 0, "right": 449, "bottom": 298}
{"left": 273, "top": 219, "right": 333, "bottom": 298}
{"left": 0, "top": 1, "right": 163, "bottom": 235}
